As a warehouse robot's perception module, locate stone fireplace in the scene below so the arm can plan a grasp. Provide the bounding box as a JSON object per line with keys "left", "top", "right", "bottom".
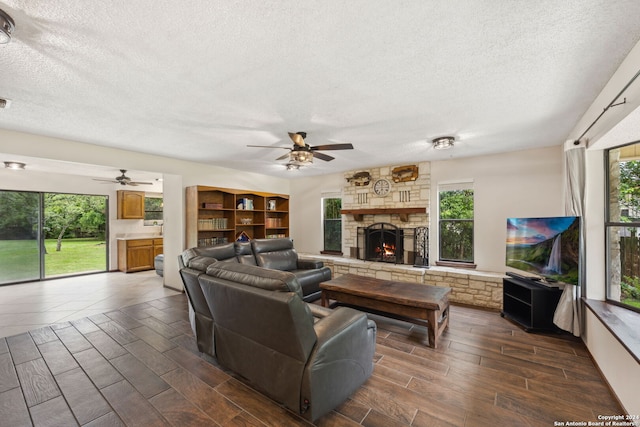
{"left": 341, "top": 162, "right": 431, "bottom": 264}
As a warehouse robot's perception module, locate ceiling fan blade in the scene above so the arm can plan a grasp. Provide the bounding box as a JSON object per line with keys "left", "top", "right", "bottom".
{"left": 310, "top": 143, "right": 354, "bottom": 151}
{"left": 313, "top": 151, "right": 335, "bottom": 162}
{"left": 92, "top": 178, "right": 119, "bottom": 183}
{"left": 288, "top": 132, "right": 306, "bottom": 147}
{"left": 130, "top": 181, "right": 153, "bottom": 185}
{"left": 247, "top": 145, "right": 290, "bottom": 149}
{"left": 275, "top": 153, "right": 290, "bottom": 161}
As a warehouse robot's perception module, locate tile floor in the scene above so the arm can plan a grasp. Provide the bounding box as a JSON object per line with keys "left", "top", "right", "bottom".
{"left": 0, "top": 271, "right": 181, "bottom": 339}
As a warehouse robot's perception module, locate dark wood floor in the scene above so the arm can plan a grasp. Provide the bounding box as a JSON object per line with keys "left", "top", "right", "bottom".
{"left": 0, "top": 293, "right": 621, "bottom": 426}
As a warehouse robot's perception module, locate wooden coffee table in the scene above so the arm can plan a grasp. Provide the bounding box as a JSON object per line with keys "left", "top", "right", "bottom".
{"left": 320, "top": 274, "right": 451, "bottom": 348}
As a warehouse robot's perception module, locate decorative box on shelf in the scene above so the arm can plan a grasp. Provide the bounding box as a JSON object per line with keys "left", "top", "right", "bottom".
{"left": 202, "top": 202, "right": 223, "bottom": 209}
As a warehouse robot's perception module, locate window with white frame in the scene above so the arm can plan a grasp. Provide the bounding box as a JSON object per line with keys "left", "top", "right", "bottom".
{"left": 322, "top": 197, "right": 342, "bottom": 254}
{"left": 438, "top": 182, "right": 474, "bottom": 264}
{"left": 606, "top": 143, "right": 640, "bottom": 313}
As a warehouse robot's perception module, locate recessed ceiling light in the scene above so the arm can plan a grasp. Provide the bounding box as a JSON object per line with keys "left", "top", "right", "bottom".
{"left": 0, "top": 9, "right": 15, "bottom": 45}
{"left": 0, "top": 98, "right": 11, "bottom": 109}
{"left": 4, "top": 161, "right": 26, "bottom": 170}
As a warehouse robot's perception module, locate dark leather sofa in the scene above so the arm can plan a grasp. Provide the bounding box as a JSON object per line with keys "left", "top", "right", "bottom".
{"left": 178, "top": 238, "right": 332, "bottom": 356}
{"left": 198, "top": 261, "right": 376, "bottom": 422}
{"left": 179, "top": 238, "right": 332, "bottom": 302}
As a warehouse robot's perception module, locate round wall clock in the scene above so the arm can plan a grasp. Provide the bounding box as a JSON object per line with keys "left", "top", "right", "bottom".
{"left": 373, "top": 178, "right": 391, "bottom": 196}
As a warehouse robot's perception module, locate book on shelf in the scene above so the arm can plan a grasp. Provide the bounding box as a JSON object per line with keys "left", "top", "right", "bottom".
{"left": 237, "top": 198, "right": 254, "bottom": 210}
{"left": 265, "top": 217, "right": 283, "bottom": 228}
{"left": 198, "top": 218, "right": 228, "bottom": 230}
{"left": 198, "top": 237, "right": 228, "bottom": 247}
{"left": 266, "top": 233, "right": 287, "bottom": 239}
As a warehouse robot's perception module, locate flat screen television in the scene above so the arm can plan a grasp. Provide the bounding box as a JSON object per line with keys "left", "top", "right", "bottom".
{"left": 505, "top": 216, "right": 580, "bottom": 286}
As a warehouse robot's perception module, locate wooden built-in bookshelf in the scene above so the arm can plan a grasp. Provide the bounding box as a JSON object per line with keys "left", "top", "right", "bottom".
{"left": 185, "top": 185, "right": 289, "bottom": 248}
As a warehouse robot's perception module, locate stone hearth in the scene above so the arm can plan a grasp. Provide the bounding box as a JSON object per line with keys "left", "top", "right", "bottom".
{"left": 304, "top": 254, "right": 504, "bottom": 310}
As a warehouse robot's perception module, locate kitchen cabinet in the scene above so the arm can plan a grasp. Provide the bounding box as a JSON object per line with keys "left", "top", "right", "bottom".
{"left": 117, "top": 190, "right": 145, "bottom": 219}
{"left": 117, "top": 237, "right": 163, "bottom": 272}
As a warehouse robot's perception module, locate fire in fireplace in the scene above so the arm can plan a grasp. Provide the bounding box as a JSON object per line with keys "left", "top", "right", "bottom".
{"left": 363, "top": 223, "right": 404, "bottom": 264}
{"left": 354, "top": 224, "right": 428, "bottom": 267}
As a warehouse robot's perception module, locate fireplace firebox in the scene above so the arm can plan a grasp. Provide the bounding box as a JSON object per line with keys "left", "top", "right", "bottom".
{"left": 362, "top": 223, "right": 404, "bottom": 264}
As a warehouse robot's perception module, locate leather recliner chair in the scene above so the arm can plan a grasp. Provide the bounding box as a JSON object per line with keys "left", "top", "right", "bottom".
{"left": 250, "top": 238, "right": 331, "bottom": 302}
{"left": 199, "top": 262, "right": 376, "bottom": 422}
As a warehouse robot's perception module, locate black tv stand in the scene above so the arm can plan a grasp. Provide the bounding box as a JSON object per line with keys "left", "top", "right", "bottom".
{"left": 501, "top": 273, "right": 563, "bottom": 332}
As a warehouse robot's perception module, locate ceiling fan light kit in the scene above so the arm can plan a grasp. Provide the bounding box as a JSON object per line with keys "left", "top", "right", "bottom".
{"left": 432, "top": 136, "right": 455, "bottom": 150}
{"left": 289, "top": 150, "right": 314, "bottom": 165}
{"left": 248, "top": 131, "right": 354, "bottom": 167}
{"left": 0, "top": 9, "right": 15, "bottom": 44}
{"left": 4, "top": 161, "right": 25, "bottom": 170}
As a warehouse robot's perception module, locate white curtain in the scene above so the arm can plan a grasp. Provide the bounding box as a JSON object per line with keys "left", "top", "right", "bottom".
{"left": 553, "top": 140, "right": 585, "bottom": 336}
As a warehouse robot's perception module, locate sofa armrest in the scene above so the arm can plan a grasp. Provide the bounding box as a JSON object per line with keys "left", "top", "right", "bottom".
{"left": 301, "top": 307, "right": 376, "bottom": 421}
{"left": 307, "top": 303, "right": 333, "bottom": 320}
{"left": 297, "top": 259, "right": 324, "bottom": 269}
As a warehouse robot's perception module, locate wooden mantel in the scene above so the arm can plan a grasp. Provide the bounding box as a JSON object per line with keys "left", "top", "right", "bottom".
{"left": 340, "top": 207, "right": 426, "bottom": 222}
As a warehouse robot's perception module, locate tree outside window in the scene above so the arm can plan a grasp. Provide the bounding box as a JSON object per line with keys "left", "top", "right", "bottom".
{"left": 439, "top": 187, "right": 474, "bottom": 263}
{"left": 607, "top": 144, "right": 640, "bottom": 312}
{"left": 144, "top": 196, "right": 163, "bottom": 226}
{"left": 322, "top": 198, "right": 342, "bottom": 254}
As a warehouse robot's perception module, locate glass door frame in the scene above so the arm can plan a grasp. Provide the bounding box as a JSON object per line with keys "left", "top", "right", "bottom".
{"left": 0, "top": 189, "right": 110, "bottom": 286}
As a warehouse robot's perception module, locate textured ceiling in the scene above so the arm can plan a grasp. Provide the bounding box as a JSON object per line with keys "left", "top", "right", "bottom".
{"left": 1, "top": 1, "right": 640, "bottom": 178}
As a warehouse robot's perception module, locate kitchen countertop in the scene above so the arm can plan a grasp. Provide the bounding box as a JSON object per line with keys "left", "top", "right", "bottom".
{"left": 115, "top": 234, "right": 163, "bottom": 241}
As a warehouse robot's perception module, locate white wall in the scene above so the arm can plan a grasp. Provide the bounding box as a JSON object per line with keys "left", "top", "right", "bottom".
{"left": 564, "top": 35, "right": 640, "bottom": 415}
{"left": 430, "top": 145, "right": 564, "bottom": 272}
{"left": 580, "top": 121, "right": 640, "bottom": 417}
{"left": 0, "top": 129, "right": 290, "bottom": 290}
{"left": 289, "top": 172, "right": 344, "bottom": 254}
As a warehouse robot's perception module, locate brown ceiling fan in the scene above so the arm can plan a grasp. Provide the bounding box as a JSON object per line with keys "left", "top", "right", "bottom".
{"left": 92, "top": 169, "right": 153, "bottom": 186}
{"left": 248, "top": 132, "right": 354, "bottom": 164}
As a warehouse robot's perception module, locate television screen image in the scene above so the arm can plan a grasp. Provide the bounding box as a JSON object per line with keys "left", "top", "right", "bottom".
{"left": 505, "top": 216, "right": 580, "bottom": 286}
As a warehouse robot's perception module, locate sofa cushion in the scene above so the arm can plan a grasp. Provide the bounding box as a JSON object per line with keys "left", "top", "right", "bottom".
{"left": 251, "top": 237, "right": 294, "bottom": 253}
{"left": 251, "top": 238, "right": 298, "bottom": 271}
{"left": 235, "top": 241, "right": 257, "bottom": 265}
{"left": 198, "top": 242, "right": 237, "bottom": 261}
{"left": 292, "top": 267, "right": 332, "bottom": 300}
{"left": 205, "top": 262, "right": 303, "bottom": 298}
{"left": 181, "top": 248, "right": 200, "bottom": 268}
{"left": 188, "top": 256, "right": 218, "bottom": 271}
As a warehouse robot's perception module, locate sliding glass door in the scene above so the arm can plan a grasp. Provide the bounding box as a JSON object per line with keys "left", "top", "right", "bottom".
{"left": 0, "top": 190, "right": 108, "bottom": 285}
{"left": 0, "top": 190, "right": 41, "bottom": 284}
{"left": 43, "top": 193, "right": 107, "bottom": 278}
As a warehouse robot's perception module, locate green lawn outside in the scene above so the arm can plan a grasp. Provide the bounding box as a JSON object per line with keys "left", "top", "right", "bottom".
{"left": 0, "top": 238, "right": 106, "bottom": 283}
